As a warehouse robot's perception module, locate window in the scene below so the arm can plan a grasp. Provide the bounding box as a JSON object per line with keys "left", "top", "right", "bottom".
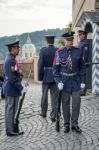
{"left": 30, "top": 52, "right": 32, "bottom": 57}
{"left": 95, "top": 0, "right": 99, "bottom": 11}
{"left": 25, "top": 52, "right": 28, "bottom": 58}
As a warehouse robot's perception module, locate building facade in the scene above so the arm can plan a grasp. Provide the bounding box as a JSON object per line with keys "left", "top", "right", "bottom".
{"left": 72, "top": 0, "right": 99, "bottom": 94}
{"left": 22, "top": 35, "right": 36, "bottom": 59}
{"left": 16, "top": 35, "right": 39, "bottom": 82}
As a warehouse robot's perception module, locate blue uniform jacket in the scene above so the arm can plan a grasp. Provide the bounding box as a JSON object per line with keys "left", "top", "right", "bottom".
{"left": 3, "top": 54, "right": 23, "bottom": 96}
{"left": 38, "top": 45, "right": 57, "bottom": 83}
{"left": 53, "top": 47, "right": 86, "bottom": 92}
{"left": 78, "top": 39, "right": 89, "bottom": 63}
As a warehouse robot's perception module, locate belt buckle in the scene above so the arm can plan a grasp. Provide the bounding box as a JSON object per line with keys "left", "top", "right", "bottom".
{"left": 67, "top": 73, "right": 76, "bottom": 76}
{"left": 68, "top": 73, "right": 73, "bottom": 76}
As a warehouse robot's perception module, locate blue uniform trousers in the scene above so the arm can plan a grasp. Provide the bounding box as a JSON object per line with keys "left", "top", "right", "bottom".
{"left": 61, "top": 90, "right": 81, "bottom": 127}
{"left": 41, "top": 83, "right": 59, "bottom": 118}
{"left": 5, "top": 96, "right": 19, "bottom": 133}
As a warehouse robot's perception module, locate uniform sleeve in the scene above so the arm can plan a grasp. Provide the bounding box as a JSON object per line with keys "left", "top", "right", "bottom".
{"left": 9, "top": 59, "right": 23, "bottom": 91}
{"left": 38, "top": 49, "right": 44, "bottom": 81}
{"left": 79, "top": 52, "right": 86, "bottom": 84}
{"left": 53, "top": 51, "right": 61, "bottom": 84}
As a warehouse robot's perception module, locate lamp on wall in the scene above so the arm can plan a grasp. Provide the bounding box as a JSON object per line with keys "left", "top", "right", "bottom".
{"left": 87, "top": 33, "right": 92, "bottom": 39}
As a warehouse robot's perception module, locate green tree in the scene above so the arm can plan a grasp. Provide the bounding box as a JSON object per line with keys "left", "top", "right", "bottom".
{"left": 58, "top": 23, "right": 73, "bottom": 46}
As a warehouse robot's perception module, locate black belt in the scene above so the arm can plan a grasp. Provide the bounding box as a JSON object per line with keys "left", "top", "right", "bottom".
{"left": 44, "top": 67, "right": 52, "bottom": 70}
{"left": 61, "top": 72, "right": 78, "bottom": 76}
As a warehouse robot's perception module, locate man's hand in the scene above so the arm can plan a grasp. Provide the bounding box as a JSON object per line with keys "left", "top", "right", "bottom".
{"left": 57, "top": 82, "right": 64, "bottom": 90}
{"left": 21, "top": 86, "right": 27, "bottom": 94}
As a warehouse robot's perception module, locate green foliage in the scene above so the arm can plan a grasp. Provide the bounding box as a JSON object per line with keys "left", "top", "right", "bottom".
{"left": 65, "top": 23, "right": 73, "bottom": 33}
{"left": 59, "top": 23, "right": 73, "bottom": 47}
{"left": 58, "top": 38, "right": 65, "bottom": 47}
{"left": 0, "top": 28, "right": 64, "bottom": 60}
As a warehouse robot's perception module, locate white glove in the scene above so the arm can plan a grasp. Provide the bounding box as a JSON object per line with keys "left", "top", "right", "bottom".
{"left": 58, "top": 82, "right": 64, "bottom": 90}
{"left": 21, "top": 86, "right": 27, "bottom": 94}
{"left": 80, "top": 83, "right": 85, "bottom": 89}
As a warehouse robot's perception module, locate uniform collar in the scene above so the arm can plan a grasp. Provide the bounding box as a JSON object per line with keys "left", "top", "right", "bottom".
{"left": 80, "top": 38, "right": 87, "bottom": 42}
{"left": 9, "top": 53, "right": 16, "bottom": 58}
{"left": 66, "top": 46, "right": 72, "bottom": 51}
{"left": 47, "top": 44, "right": 54, "bottom": 48}
{"left": 47, "top": 44, "right": 54, "bottom": 46}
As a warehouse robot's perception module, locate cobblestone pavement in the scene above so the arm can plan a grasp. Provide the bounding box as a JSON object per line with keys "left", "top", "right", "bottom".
{"left": 0, "top": 81, "right": 99, "bottom": 150}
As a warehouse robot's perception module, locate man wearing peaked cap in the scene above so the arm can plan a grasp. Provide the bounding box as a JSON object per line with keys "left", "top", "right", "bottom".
{"left": 3, "top": 40, "right": 26, "bottom": 136}
{"left": 53, "top": 31, "right": 86, "bottom": 133}
{"left": 38, "top": 35, "right": 59, "bottom": 122}
{"left": 45, "top": 35, "right": 55, "bottom": 44}
{"left": 77, "top": 29, "right": 89, "bottom": 96}
{"left": 61, "top": 31, "right": 75, "bottom": 40}
{"left": 6, "top": 40, "right": 20, "bottom": 48}
{"left": 78, "top": 30, "right": 87, "bottom": 35}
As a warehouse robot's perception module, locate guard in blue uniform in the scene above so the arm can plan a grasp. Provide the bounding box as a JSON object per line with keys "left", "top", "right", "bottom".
{"left": 53, "top": 32, "right": 86, "bottom": 133}
{"left": 3, "top": 40, "right": 26, "bottom": 136}
{"left": 77, "top": 30, "right": 89, "bottom": 95}
{"left": 38, "top": 35, "right": 58, "bottom": 122}
{"left": 78, "top": 30, "right": 89, "bottom": 63}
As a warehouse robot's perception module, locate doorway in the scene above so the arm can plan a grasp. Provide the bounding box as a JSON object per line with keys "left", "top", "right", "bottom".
{"left": 85, "top": 22, "right": 92, "bottom": 89}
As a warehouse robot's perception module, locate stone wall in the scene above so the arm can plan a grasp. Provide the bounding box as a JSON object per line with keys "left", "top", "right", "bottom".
{"left": 0, "top": 56, "right": 39, "bottom": 82}
{"left": 0, "top": 62, "right": 34, "bottom": 79}
{"left": 72, "top": 0, "right": 95, "bottom": 27}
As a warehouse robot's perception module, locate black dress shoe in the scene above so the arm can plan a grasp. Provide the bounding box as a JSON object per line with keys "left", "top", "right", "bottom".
{"left": 64, "top": 126, "right": 70, "bottom": 133}
{"left": 50, "top": 118, "right": 56, "bottom": 122}
{"left": 17, "top": 131, "right": 24, "bottom": 135}
{"left": 6, "top": 132, "right": 19, "bottom": 136}
{"left": 40, "top": 113, "right": 46, "bottom": 118}
{"left": 72, "top": 126, "right": 82, "bottom": 134}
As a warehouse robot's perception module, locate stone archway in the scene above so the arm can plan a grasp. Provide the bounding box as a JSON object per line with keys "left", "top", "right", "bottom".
{"left": 85, "top": 22, "right": 93, "bottom": 33}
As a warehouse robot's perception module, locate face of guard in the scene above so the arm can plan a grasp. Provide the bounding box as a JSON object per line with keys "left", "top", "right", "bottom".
{"left": 61, "top": 31, "right": 75, "bottom": 48}
{"left": 78, "top": 33, "right": 86, "bottom": 40}
{"left": 78, "top": 30, "right": 86, "bottom": 40}
{"left": 64, "top": 38, "right": 74, "bottom": 47}
{"left": 11, "top": 45, "right": 20, "bottom": 56}
{"left": 6, "top": 40, "right": 20, "bottom": 56}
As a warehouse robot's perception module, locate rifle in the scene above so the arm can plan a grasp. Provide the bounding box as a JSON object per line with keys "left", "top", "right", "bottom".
{"left": 56, "top": 90, "right": 62, "bottom": 132}
{"left": 14, "top": 68, "right": 32, "bottom": 132}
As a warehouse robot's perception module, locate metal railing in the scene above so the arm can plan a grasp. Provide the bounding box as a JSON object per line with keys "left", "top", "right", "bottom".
{"left": 86, "top": 62, "right": 99, "bottom": 65}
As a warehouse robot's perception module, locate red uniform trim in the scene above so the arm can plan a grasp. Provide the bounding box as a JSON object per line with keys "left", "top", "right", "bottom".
{"left": 57, "top": 48, "right": 62, "bottom": 52}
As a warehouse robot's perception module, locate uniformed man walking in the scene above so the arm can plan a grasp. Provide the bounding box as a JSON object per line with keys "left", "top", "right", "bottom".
{"left": 38, "top": 35, "right": 58, "bottom": 122}
{"left": 53, "top": 32, "right": 86, "bottom": 133}
{"left": 3, "top": 40, "right": 27, "bottom": 136}
{"left": 77, "top": 30, "right": 89, "bottom": 95}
